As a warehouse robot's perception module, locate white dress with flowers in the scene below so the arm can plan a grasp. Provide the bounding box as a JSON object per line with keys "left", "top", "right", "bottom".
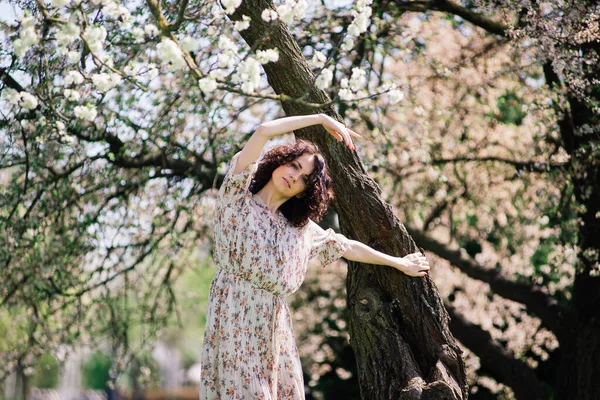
{"left": 200, "top": 153, "right": 349, "bottom": 399}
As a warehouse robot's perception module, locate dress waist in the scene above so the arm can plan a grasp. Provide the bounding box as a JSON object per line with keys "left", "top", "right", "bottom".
{"left": 218, "top": 268, "right": 283, "bottom": 298}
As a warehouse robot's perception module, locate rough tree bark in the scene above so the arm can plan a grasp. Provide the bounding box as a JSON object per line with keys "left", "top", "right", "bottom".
{"left": 230, "top": 1, "right": 468, "bottom": 398}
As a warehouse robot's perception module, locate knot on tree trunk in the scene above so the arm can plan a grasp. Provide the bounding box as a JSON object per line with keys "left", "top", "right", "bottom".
{"left": 354, "top": 287, "right": 382, "bottom": 322}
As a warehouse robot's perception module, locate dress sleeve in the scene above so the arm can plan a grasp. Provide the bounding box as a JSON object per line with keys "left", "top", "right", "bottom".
{"left": 307, "top": 220, "right": 350, "bottom": 267}
{"left": 219, "top": 152, "right": 258, "bottom": 203}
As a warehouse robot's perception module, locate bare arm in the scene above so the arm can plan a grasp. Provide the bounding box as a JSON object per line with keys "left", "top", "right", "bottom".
{"left": 233, "top": 113, "right": 359, "bottom": 174}
{"left": 343, "top": 239, "right": 430, "bottom": 277}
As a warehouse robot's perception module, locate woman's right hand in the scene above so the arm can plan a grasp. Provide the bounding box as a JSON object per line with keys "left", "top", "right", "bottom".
{"left": 320, "top": 114, "right": 361, "bottom": 150}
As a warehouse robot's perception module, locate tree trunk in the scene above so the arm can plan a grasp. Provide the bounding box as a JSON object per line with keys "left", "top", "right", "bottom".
{"left": 233, "top": 1, "right": 468, "bottom": 398}
{"left": 553, "top": 91, "right": 600, "bottom": 400}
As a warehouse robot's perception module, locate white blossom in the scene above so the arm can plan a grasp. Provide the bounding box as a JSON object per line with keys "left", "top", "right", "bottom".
{"left": 64, "top": 70, "right": 85, "bottom": 85}
{"left": 144, "top": 24, "right": 159, "bottom": 37}
{"left": 349, "top": 67, "right": 367, "bottom": 91}
{"left": 83, "top": 26, "right": 107, "bottom": 53}
{"left": 74, "top": 105, "right": 97, "bottom": 122}
{"left": 338, "top": 88, "right": 353, "bottom": 101}
{"left": 64, "top": 88, "right": 81, "bottom": 101}
{"left": 132, "top": 27, "right": 145, "bottom": 43}
{"left": 157, "top": 39, "right": 186, "bottom": 69}
{"left": 261, "top": 9, "right": 278, "bottom": 22}
{"left": 232, "top": 57, "right": 261, "bottom": 93}
{"left": 179, "top": 36, "right": 200, "bottom": 52}
{"left": 341, "top": 36, "right": 354, "bottom": 51}
{"left": 67, "top": 51, "right": 81, "bottom": 64}
{"left": 217, "top": 36, "right": 238, "bottom": 54}
{"left": 234, "top": 16, "right": 251, "bottom": 31}
{"left": 347, "top": 23, "right": 361, "bottom": 37}
{"left": 315, "top": 68, "right": 333, "bottom": 90}
{"left": 217, "top": 53, "right": 234, "bottom": 69}
{"left": 91, "top": 72, "right": 122, "bottom": 92}
{"left": 56, "top": 23, "right": 80, "bottom": 46}
{"left": 2, "top": 88, "right": 21, "bottom": 105}
{"left": 255, "top": 49, "right": 279, "bottom": 64}
{"left": 221, "top": 0, "right": 242, "bottom": 14}
{"left": 340, "top": 78, "right": 349, "bottom": 88}
{"left": 15, "top": 26, "right": 39, "bottom": 56}
{"left": 51, "top": 0, "right": 70, "bottom": 8}
{"left": 276, "top": 3, "right": 294, "bottom": 24}
{"left": 210, "top": 69, "right": 228, "bottom": 80}
{"left": 293, "top": 0, "right": 308, "bottom": 20}
{"left": 388, "top": 89, "right": 404, "bottom": 104}
{"left": 20, "top": 92, "right": 38, "bottom": 110}
{"left": 20, "top": 16, "right": 36, "bottom": 29}
{"left": 310, "top": 51, "right": 327, "bottom": 69}
{"left": 198, "top": 77, "right": 218, "bottom": 93}
{"left": 146, "top": 66, "right": 159, "bottom": 80}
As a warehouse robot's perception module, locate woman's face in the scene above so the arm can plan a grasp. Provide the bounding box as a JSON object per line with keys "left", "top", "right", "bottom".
{"left": 271, "top": 153, "right": 316, "bottom": 198}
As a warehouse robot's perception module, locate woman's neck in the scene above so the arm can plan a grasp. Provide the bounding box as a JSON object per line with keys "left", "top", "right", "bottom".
{"left": 256, "top": 182, "right": 290, "bottom": 216}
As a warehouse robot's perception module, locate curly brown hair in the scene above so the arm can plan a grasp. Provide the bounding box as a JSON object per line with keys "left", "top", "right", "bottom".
{"left": 249, "top": 141, "right": 333, "bottom": 228}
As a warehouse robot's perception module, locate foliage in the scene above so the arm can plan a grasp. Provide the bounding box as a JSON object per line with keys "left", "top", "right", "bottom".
{"left": 82, "top": 351, "right": 112, "bottom": 390}
{"left": 1, "top": 0, "right": 599, "bottom": 398}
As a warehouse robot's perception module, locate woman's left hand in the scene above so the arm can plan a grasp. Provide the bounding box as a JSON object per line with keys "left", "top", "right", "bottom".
{"left": 319, "top": 114, "right": 361, "bottom": 150}
{"left": 394, "top": 252, "right": 430, "bottom": 277}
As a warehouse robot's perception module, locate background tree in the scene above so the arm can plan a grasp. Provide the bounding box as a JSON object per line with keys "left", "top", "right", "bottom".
{"left": 1, "top": 0, "right": 599, "bottom": 399}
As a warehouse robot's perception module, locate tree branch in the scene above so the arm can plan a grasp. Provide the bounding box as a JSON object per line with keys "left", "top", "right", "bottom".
{"left": 406, "top": 226, "right": 563, "bottom": 334}
{"left": 431, "top": 156, "right": 568, "bottom": 173}
{"left": 446, "top": 303, "right": 548, "bottom": 399}
{"left": 393, "top": 0, "right": 509, "bottom": 37}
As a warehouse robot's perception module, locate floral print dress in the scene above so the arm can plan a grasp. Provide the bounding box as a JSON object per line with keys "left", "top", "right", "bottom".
{"left": 200, "top": 153, "right": 349, "bottom": 399}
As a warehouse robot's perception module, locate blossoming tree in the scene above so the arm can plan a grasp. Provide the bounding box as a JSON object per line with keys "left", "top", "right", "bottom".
{"left": 1, "top": 0, "right": 599, "bottom": 399}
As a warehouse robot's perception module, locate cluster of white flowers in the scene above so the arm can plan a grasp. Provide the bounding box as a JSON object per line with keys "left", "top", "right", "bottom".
{"left": 14, "top": 15, "right": 39, "bottom": 57}
{"left": 102, "top": 1, "right": 131, "bottom": 24}
{"left": 64, "top": 88, "right": 81, "bottom": 101}
{"left": 234, "top": 16, "right": 251, "bottom": 31}
{"left": 179, "top": 36, "right": 200, "bottom": 52}
{"left": 261, "top": 9, "right": 278, "bottom": 22}
{"left": 198, "top": 77, "right": 218, "bottom": 94}
{"left": 83, "top": 26, "right": 107, "bottom": 53}
{"left": 64, "top": 70, "right": 85, "bottom": 85}
{"left": 91, "top": 72, "right": 122, "bottom": 92}
{"left": 309, "top": 51, "right": 327, "bottom": 69}
{"left": 51, "top": 0, "right": 70, "bottom": 7}
{"left": 56, "top": 23, "right": 80, "bottom": 46}
{"left": 315, "top": 68, "right": 333, "bottom": 90}
{"left": 217, "top": 36, "right": 238, "bottom": 69}
{"left": 348, "top": 0, "right": 372, "bottom": 36}
{"left": 388, "top": 89, "right": 404, "bottom": 104}
{"left": 157, "top": 39, "right": 186, "bottom": 69}
{"left": 380, "top": 81, "right": 404, "bottom": 104}
{"left": 349, "top": 68, "right": 366, "bottom": 91}
{"left": 2, "top": 88, "right": 39, "bottom": 110}
{"left": 255, "top": 49, "right": 279, "bottom": 64}
{"left": 338, "top": 80, "right": 353, "bottom": 101}
{"left": 341, "top": 0, "right": 372, "bottom": 52}
{"left": 74, "top": 105, "right": 98, "bottom": 122}
{"left": 67, "top": 50, "right": 81, "bottom": 64}
{"left": 337, "top": 67, "right": 367, "bottom": 100}
{"left": 232, "top": 57, "right": 261, "bottom": 93}
{"left": 221, "top": 0, "right": 242, "bottom": 14}
{"left": 54, "top": 120, "right": 74, "bottom": 144}
{"left": 276, "top": 0, "right": 308, "bottom": 24}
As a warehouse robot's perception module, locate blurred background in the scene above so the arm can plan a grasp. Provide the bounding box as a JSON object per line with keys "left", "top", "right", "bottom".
{"left": 2, "top": 0, "right": 599, "bottom": 399}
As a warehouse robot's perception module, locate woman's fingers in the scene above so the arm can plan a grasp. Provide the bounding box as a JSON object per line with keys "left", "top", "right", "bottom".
{"left": 348, "top": 129, "right": 362, "bottom": 138}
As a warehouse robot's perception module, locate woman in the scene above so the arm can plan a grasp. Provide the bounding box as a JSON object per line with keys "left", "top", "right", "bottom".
{"left": 200, "top": 113, "right": 430, "bottom": 399}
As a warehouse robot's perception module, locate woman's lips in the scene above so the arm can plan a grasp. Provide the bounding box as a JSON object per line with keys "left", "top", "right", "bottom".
{"left": 283, "top": 177, "right": 290, "bottom": 188}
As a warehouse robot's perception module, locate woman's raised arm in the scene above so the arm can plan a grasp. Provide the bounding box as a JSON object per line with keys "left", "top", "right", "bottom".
{"left": 234, "top": 114, "right": 360, "bottom": 174}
